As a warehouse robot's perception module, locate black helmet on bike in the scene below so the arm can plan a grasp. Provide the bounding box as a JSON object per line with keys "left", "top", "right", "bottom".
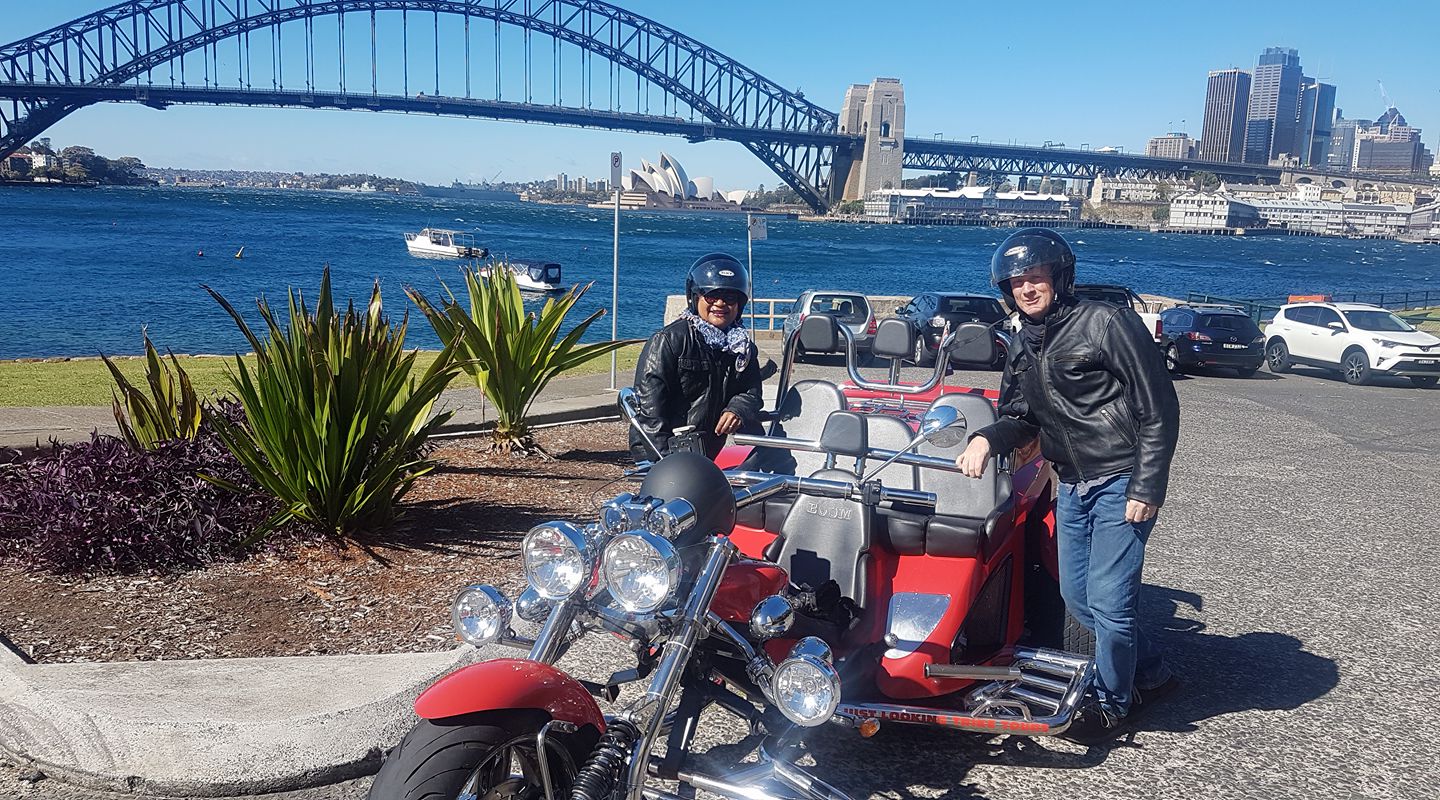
{"left": 685, "top": 253, "right": 749, "bottom": 313}
{"left": 990, "top": 228, "right": 1076, "bottom": 311}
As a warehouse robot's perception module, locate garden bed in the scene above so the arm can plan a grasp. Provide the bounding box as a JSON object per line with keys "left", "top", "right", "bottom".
{"left": 0, "top": 421, "right": 631, "bottom": 664}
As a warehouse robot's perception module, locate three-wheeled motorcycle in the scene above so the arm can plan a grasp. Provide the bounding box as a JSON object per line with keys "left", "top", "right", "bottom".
{"left": 368, "top": 314, "right": 1095, "bottom": 800}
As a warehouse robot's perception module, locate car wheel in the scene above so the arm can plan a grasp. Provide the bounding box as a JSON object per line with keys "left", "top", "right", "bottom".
{"left": 912, "top": 335, "right": 932, "bottom": 367}
{"left": 1410, "top": 376, "right": 1438, "bottom": 389}
{"left": 1164, "top": 344, "right": 1183, "bottom": 375}
{"left": 1236, "top": 366, "right": 1259, "bottom": 378}
{"left": 1342, "top": 349, "right": 1372, "bottom": 385}
{"left": 990, "top": 339, "right": 1008, "bottom": 371}
{"left": 1265, "top": 339, "right": 1292, "bottom": 373}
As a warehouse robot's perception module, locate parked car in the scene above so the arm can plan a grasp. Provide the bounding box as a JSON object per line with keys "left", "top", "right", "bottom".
{"left": 782, "top": 290, "right": 876, "bottom": 357}
{"left": 1263, "top": 301, "right": 1440, "bottom": 387}
{"left": 1158, "top": 304, "right": 1265, "bottom": 377}
{"left": 1073, "top": 284, "right": 1164, "bottom": 344}
{"left": 894, "top": 292, "right": 1010, "bottom": 368}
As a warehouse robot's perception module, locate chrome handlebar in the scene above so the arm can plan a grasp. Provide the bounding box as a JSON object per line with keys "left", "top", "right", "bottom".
{"left": 731, "top": 433, "right": 970, "bottom": 475}
{"left": 724, "top": 470, "right": 937, "bottom": 510}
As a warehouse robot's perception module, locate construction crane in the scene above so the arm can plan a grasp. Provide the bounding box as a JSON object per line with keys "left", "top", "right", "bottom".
{"left": 1378, "top": 80, "right": 1394, "bottom": 110}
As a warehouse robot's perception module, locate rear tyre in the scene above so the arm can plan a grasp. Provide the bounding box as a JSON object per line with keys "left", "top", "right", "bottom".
{"left": 1411, "top": 376, "right": 1439, "bottom": 389}
{"left": 1342, "top": 349, "right": 1372, "bottom": 385}
{"left": 912, "top": 336, "right": 933, "bottom": 367}
{"left": 1164, "top": 344, "right": 1183, "bottom": 375}
{"left": 368, "top": 712, "right": 592, "bottom": 800}
{"left": 1265, "top": 339, "right": 1292, "bottom": 374}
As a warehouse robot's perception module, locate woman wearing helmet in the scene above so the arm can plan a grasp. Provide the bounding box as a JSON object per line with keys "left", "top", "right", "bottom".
{"left": 628, "top": 253, "right": 764, "bottom": 461}
{"left": 954, "top": 228, "right": 1181, "bottom": 744}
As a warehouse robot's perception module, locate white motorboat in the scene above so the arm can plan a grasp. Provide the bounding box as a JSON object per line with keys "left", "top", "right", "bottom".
{"left": 480, "top": 259, "right": 567, "bottom": 293}
{"left": 403, "top": 227, "right": 487, "bottom": 259}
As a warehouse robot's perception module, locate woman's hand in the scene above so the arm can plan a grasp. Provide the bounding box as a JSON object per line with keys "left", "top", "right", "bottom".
{"left": 955, "top": 436, "right": 991, "bottom": 478}
{"left": 715, "top": 411, "right": 743, "bottom": 436}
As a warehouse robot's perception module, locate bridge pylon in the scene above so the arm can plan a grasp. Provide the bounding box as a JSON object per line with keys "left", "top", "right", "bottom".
{"left": 837, "top": 78, "right": 906, "bottom": 203}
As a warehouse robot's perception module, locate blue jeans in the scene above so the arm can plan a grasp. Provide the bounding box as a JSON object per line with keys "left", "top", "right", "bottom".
{"left": 1056, "top": 474, "right": 1170, "bottom": 716}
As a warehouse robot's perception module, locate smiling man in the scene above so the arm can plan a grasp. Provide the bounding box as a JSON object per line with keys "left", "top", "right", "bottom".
{"left": 629, "top": 253, "right": 764, "bottom": 462}
{"left": 954, "top": 228, "right": 1181, "bottom": 744}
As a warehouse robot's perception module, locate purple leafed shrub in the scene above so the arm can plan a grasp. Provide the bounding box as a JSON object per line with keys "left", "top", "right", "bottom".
{"left": 0, "top": 401, "right": 285, "bottom": 574}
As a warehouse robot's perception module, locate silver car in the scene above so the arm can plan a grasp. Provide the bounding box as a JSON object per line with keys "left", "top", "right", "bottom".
{"left": 782, "top": 290, "right": 875, "bottom": 356}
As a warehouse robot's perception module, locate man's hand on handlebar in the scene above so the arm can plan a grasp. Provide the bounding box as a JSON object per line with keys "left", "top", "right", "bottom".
{"left": 715, "top": 411, "right": 743, "bottom": 436}
{"left": 955, "top": 436, "right": 991, "bottom": 478}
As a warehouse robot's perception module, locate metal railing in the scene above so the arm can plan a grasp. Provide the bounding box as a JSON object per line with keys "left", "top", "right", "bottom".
{"left": 745, "top": 298, "right": 795, "bottom": 332}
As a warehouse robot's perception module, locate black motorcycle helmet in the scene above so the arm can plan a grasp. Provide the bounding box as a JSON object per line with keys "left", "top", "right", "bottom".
{"left": 990, "top": 228, "right": 1076, "bottom": 312}
{"left": 684, "top": 253, "right": 750, "bottom": 314}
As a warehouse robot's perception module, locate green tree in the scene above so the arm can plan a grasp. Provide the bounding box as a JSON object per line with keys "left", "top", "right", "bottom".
{"left": 1152, "top": 206, "right": 1170, "bottom": 224}
{"left": 1190, "top": 170, "right": 1221, "bottom": 191}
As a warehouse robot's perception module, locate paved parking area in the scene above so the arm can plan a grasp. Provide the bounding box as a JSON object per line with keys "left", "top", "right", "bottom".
{"left": 5, "top": 362, "right": 1436, "bottom": 800}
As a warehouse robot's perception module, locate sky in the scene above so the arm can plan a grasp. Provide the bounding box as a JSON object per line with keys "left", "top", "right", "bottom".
{"left": 4, "top": 1, "right": 1438, "bottom": 190}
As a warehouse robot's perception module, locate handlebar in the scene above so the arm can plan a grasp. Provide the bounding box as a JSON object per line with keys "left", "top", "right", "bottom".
{"left": 724, "top": 470, "right": 937, "bottom": 510}
{"left": 731, "top": 433, "right": 970, "bottom": 475}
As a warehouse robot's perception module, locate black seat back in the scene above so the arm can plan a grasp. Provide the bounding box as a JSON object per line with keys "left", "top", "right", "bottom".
{"left": 863, "top": 414, "right": 918, "bottom": 489}
{"left": 765, "top": 380, "right": 846, "bottom": 476}
{"left": 916, "top": 392, "right": 1009, "bottom": 522}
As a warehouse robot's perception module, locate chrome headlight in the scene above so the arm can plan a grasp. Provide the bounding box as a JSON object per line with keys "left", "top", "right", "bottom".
{"left": 522, "top": 522, "right": 592, "bottom": 601}
{"left": 451, "top": 585, "right": 511, "bottom": 646}
{"left": 601, "top": 531, "right": 681, "bottom": 613}
{"left": 642, "top": 498, "right": 696, "bottom": 540}
{"left": 1372, "top": 337, "right": 1402, "bottom": 349}
{"left": 771, "top": 653, "right": 842, "bottom": 727}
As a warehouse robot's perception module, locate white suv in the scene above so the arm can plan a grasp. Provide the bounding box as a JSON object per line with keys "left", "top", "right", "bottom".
{"left": 1263, "top": 301, "right": 1440, "bottom": 387}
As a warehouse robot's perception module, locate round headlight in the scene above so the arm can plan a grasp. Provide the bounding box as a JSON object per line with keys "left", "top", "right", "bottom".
{"left": 771, "top": 654, "right": 842, "bottom": 727}
{"left": 642, "top": 498, "right": 696, "bottom": 540}
{"left": 522, "top": 522, "right": 592, "bottom": 601}
{"left": 451, "top": 585, "right": 511, "bottom": 646}
{"left": 601, "top": 531, "right": 681, "bottom": 613}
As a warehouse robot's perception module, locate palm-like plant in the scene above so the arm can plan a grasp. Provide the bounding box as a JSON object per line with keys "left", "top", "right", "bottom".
{"left": 408, "top": 263, "right": 637, "bottom": 455}
{"left": 203, "top": 268, "right": 460, "bottom": 540}
{"left": 102, "top": 331, "right": 203, "bottom": 450}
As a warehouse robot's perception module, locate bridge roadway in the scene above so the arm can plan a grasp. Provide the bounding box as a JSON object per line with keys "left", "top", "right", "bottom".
{"left": 3, "top": 360, "right": 1435, "bottom": 799}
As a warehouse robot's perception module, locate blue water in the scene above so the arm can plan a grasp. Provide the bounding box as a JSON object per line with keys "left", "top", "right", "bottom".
{"left": 2, "top": 185, "right": 1439, "bottom": 359}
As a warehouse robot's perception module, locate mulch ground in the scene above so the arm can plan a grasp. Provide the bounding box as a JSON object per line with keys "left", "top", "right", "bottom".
{"left": 0, "top": 421, "right": 632, "bottom": 664}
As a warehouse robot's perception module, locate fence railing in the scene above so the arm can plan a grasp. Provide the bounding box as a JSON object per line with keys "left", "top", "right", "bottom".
{"left": 745, "top": 298, "right": 794, "bottom": 331}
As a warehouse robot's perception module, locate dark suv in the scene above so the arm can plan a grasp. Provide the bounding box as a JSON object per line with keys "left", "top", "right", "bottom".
{"left": 894, "top": 292, "right": 1009, "bottom": 368}
{"left": 1158, "top": 304, "right": 1266, "bottom": 376}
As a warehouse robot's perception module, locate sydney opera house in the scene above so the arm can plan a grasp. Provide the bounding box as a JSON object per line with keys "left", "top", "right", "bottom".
{"left": 610, "top": 152, "right": 751, "bottom": 212}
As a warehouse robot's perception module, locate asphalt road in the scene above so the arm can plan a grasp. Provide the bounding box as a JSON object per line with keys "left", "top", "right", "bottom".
{"left": 6, "top": 359, "right": 1438, "bottom": 800}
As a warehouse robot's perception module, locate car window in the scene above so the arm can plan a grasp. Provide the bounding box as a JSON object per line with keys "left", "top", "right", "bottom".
{"left": 1314, "top": 307, "right": 1344, "bottom": 328}
{"left": 1285, "top": 306, "right": 1320, "bottom": 326}
{"left": 1074, "top": 287, "right": 1132, "bottom": 308}
{"left": 810, "top": 294, "right": 869, "bottom": 324}
{"left": 1201, "top": 314, "right": 1261, "bottom": 335}
{"left": 1343, "top": 310, "right": 1414, "bottom": 332}
{"left": 938, "top": 296, "right": 1005, "bottom": 322}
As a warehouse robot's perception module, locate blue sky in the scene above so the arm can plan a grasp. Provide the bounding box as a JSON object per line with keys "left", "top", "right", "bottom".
{"left": 4, "top": 1, "right": 1436, "bottom": 189}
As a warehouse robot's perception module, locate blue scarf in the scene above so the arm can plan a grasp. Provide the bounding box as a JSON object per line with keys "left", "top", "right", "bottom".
{"left": 680, "top": 309, "right": 751, "bottom": 372}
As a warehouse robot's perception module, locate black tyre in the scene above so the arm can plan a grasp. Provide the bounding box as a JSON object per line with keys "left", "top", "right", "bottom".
{"left": 1022, "top": 563, "right": 1096, "bottom": 658}
{"left": 990, "top": 339, "right": 1009, "bottom": 371}
{"left": 911, "top": 335, "right": 933, "bottom": 367}
{"left": 1411, "top": 376, "right": 1439, "bottom": 389}
{"left": 1341, "top": 349, "right": 1372, "bottom": 385}
{"left": 1236, "top": 366, "right": 1259, "bottom": 378}
{"left": 368, "top": 712, "right": 593, "bottom": 800}
{"left": 1164, "top": 344, "right": 1183, "bottom": 375}
{"left": 1265, "top": 339, "right": 1292, "bottom": 374}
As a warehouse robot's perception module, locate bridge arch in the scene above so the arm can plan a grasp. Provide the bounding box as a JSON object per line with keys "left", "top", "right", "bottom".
{"left": 1, "top": 1, "right": 843, "bottom": 209}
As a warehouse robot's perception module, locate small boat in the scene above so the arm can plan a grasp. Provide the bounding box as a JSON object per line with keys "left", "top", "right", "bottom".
{"left": 234, "top": 246, "right": 245, "bottom": 259}
{"left": 403, "top": 227, "right": 487, "bottom": 259}
{"left": 480, "top": 258, "right": 567, "bottom": 293}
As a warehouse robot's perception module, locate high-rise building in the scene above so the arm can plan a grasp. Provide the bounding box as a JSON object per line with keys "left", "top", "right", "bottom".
{"left": 1146, "top": 133, "right": 1196, "bottom": 160}
{"left": 1200, "top": 69, "right": 1251, "bottom": 162}
{"left": 1295, "top": 80, "right": 1336, "bottom": 168}
{"left": 1327, "top": 113, "right": 1370, "bottom": 170}
{"left": 554, "top": 172, "right": 568, "bottom": 191}
{"left": 1353, "top": 107, "right": 1427, "bottom": 175}
{"left": 1243, "top": 47, "right": 1304, "bottom": 165}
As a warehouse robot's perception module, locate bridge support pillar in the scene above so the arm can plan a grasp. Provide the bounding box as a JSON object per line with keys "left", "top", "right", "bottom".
{"left": 837, "top": 78, "right": 905, "bottom": 203}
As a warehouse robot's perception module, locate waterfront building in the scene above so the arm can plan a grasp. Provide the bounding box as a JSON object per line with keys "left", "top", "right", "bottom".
{"left": 1089, "top": 176, "right": 1178, "bottom": 204}
{"left": 1199, "top": 69, "right": 1251, "bottom": 163}
{"left": 1146, "top": 133, "right": 1196, "bottom": 160}
{"left": 1295, "top": 80, "right": 1336, "bottom": 168}
{"left": 1407, "top": 201, "right": 1440, "bottom": 241}
{"left": 1243, "top": 47, "right": 1304, "bottom": 165}
{"left": 1168, "top": 193, "right": 1261, "bottom": 229}
{"left": 610, "top": 152, "right": 743, "bottom": 211}
{"left": 863, "top": 186, "right": 1080, "bottom": 223}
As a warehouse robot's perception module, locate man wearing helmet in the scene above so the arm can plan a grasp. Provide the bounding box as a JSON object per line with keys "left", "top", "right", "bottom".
{"left": 955, "top": 228, "right": 1180, "bottom": 744}
{"left": 629, "top": 253, "right": 764, "bottom": 462}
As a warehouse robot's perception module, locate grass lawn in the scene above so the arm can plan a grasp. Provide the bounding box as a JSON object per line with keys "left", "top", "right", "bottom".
{"left": 0, "top": 344, "right": 644, "bottom": 407}
{"left": 1405, "top": 307, "right": 1440, "bottom": 335}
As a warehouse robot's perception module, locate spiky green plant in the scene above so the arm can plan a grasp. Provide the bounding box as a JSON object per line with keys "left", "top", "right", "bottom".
{"left": 102, "top": 331, "right": 203, "bottom": 450}
{"left": 202, "top": 268, "right": 460, "bottom": 540}
{"left": 408, "top": 262, "right": 638, "bottom": 455}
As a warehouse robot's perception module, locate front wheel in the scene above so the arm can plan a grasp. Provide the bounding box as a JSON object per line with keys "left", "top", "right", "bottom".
{"left": 368, "top": 713, "right": 592, "bottom": 800}
{"left": 1342, "top": 349, "right": 1372, "bottom": 385}
{"left": 912, "top": 335, "right": 933, "bottom": 367}
{"left": 1164, "top": 344, "right": 1183, "bottom": 375}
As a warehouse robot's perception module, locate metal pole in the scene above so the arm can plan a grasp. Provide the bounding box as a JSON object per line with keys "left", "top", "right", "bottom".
{"left": 610, "top": 187, "right": 620, "bottom": 390}
{"left": 746, "top": 213, "right": 755, "bottom": 331}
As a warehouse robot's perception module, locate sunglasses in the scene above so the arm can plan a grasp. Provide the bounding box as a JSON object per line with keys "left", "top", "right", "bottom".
{"left": 701, "top": 290, "right": 744, "bottom": 304}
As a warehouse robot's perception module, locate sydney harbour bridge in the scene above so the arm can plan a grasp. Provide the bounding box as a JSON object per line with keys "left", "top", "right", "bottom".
{"left": 1, "top": 0, "right": 1293, "bottom": 212}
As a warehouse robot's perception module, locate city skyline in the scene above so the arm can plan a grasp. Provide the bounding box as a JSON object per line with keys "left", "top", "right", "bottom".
{"left": 4, "top": 1, "right": 1438, "bottom": 188}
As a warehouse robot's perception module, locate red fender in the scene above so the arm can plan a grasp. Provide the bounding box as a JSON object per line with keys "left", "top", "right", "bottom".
{"left": 414, "top": 658, "right": 606, "bottom": 730}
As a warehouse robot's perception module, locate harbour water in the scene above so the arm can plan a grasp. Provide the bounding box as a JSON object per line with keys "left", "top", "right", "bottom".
{"left": 2, "top": 185, "right": 1439, "bottom": 360}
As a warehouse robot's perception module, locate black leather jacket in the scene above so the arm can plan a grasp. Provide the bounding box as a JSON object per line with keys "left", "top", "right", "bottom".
{"left": 974, "top": 299, "right": 1180, "bottom": 506}
{"left": 629, "top": 318, "right": 764, "bottom": 461}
